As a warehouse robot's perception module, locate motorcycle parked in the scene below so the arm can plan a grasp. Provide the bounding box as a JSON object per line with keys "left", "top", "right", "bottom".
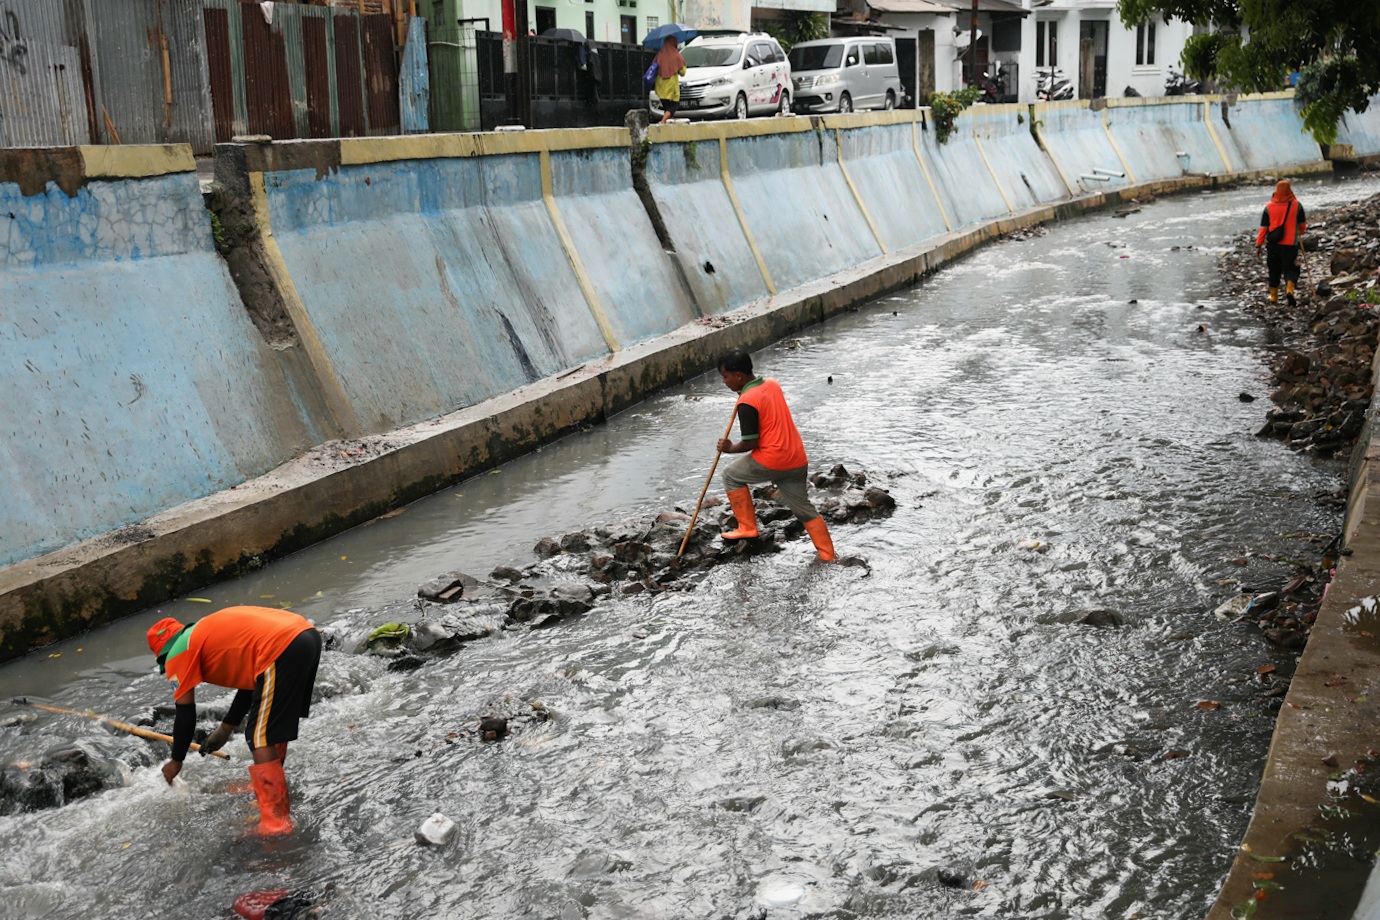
{"left": 974, "top": 66, "right": 1003, "bottom": 105}
{"left": 1164, "top": 66, "right": 1201, "bottom": 95}
{"left": 1036, "top": 67, "right": 1073, "bottom": 101}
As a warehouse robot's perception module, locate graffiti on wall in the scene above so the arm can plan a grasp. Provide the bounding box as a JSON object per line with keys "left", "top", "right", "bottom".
{"left": 0, "top": 9, "right": 28, "bottom": 75}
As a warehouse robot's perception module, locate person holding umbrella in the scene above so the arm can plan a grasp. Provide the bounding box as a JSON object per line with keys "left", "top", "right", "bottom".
{"left": 651, "top": 34, "right": 687, "bottom": 124}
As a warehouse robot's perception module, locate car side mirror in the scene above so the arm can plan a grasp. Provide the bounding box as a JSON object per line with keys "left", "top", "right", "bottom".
{"left": 847, "top": 57, "right": 857, "bottom": 66}
{"left": 744, "top": 59, "right": 752, "bottom": 69}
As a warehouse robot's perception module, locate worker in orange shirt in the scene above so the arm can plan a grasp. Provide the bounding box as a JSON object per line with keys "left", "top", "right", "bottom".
{"left": 1256, "top": 179, "right": 1307, "bottom": 306}
{"left": 715, "top": 350, "right": 835, "bottom": 561}
{"left": 147, "top": 606, "right": 321, "bottom": 836}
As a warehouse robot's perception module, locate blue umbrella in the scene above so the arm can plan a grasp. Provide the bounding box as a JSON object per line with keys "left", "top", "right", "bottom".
{"left": 642, "top": 22, "right": 698, "bottom": 51}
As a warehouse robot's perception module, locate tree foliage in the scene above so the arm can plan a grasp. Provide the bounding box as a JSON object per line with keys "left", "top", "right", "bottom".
{"left": 761, "top": 12, "right": 829, "bottom": 54}
{"left": 1116, "top": 0, "right": 1379, "bottom": 143}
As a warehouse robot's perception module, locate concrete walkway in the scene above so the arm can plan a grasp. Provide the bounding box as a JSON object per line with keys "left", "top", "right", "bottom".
{"left": 1209, "top": 354, "right": 1380, "bottom": 918}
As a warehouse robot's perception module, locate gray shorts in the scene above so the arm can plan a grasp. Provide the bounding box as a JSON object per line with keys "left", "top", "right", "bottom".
{"left": 722, "top": 454, "right": 820, "bottom": 523}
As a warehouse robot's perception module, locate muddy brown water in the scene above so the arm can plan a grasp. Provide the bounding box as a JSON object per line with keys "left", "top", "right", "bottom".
{"left": 5, "top": 175, "right": 1380, "bottom": 920}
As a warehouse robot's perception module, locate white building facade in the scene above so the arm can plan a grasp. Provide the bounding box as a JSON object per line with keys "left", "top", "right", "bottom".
{"left": 1028, "top": 0, "right": 1193, "bottom": 101}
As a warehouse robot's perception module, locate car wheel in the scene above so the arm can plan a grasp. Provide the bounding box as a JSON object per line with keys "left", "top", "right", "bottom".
{"left": 839, "top": 92, "right": 852, "bottom": 113}
{"left": 884, "top": 91, "right": 895, "bottom": 110}
{"left": 733, "top": 93, "right": 749, "bottom": 120}
{"left": 778, "top": 90, "right": 790, "bottom": 115}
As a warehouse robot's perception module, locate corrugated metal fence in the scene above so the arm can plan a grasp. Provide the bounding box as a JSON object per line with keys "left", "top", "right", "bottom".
{"left": 0, "top": 0, "right": 215, "bottom": 150}
{"left": 0, "top": 0, "right": 399, "bottom": 154}
{"left": 202, "top": 0, "right": 399, "bottom": 143}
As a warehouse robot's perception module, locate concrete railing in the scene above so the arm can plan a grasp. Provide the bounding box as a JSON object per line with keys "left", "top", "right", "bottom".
{"left": 0, "top": 93, "right": 1348, "bottom": 658}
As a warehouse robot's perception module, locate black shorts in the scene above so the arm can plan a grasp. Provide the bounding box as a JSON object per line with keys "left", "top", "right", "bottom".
{"left": 244, "top": 628, "right": 322, "bottom": 750}
{"left": 661, "top": 98, "right": 679, "bottom": 116}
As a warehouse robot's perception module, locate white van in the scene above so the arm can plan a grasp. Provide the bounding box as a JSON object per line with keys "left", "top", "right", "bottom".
{"left": 789, "top": 38, "right": 904, "bottom": 113}
{"left": 649, "top": 32, "right": 792, "bottom": 120}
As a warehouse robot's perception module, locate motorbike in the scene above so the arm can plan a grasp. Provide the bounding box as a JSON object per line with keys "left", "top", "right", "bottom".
{"left": 1036, "top": 67, "right": 1073, "bottom": 101}
{"left": 973, "top": 67, "right": 1003, "bottom": 105}
{"left": 1164, "top": 66, "right": 1201, "bottom": 95}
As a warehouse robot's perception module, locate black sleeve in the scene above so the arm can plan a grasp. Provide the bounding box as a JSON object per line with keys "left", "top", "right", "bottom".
{"left": 1260, "top": 207, "right": 1270, "bottom": 228}
{"left": 224, "top": 690, "right": 253, "bottom": 728}
{"left": 737, "top": 404, "right": 760, "bottom": 442}
{"left": 171, "top": 703, "right": 196, "bottom": 762}
{"left": 1297, "top": 203, "right": 1306, "bottom": 225}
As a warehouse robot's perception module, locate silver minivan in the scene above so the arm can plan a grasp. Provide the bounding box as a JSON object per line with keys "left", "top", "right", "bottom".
{"left": 789, "top": 38, "right": 904, "bottom": 113}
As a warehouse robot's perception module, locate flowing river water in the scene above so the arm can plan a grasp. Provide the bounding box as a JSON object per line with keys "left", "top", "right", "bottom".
{"left": 5, "top": 175, "right": 1380, "bottom": 920}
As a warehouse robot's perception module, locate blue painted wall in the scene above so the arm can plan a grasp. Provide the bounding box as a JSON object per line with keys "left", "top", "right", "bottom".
{"left": 837, "top": 123, "right": 948, "bottom": 250}
{"left": 916, "top": 113, "right": 1011, "bottom": 227}
{"left": 725, "top": 130, "right": 882, "bottom": 288}
{"left": 969, "top": 106, "right": 1068, "bottom": 211}
{"left": 0, "top": 173, "right": 319, "bottom": 568}
{"left": 1337, "top": 97, "right": 1380, "bottom": 157}
{"left": 263, "top": 155, "right": 610, "bottom": 432}
{"left": 1210, "top": 96, "right": 1320, "bottom": 172}
{"left": 549, "top": 147, "right": 698, "bottom": 340}
{"left": 644, "top": 139, "right": 770, "bottom": 313}
{"left": 1103, "top": 100, "right": 1229, "bottom": 181}
{"left": 1032, "top": 103, "right": 1131, "bottom": 195}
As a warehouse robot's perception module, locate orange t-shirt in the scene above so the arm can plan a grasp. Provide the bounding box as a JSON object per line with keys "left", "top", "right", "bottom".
{"left": 736, "top": 377, "right": 808, "bottom": 471}
{"left": 161, "top": 606, "right": 313, "bottom": 699}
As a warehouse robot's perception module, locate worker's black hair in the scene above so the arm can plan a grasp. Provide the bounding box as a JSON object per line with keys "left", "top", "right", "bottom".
{"left": 718, "top": 350, "right": 753, "bottom": 376}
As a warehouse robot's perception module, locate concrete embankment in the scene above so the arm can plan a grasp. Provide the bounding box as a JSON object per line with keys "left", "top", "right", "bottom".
{"left": 1207, "top": 196, "right": 1380, "bottom": 920}
{"left": 3, "top": 93, "right": 1378, "bottom": 662}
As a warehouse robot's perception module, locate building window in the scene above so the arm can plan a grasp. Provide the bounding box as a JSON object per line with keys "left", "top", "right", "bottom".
{"left": 1135, "top": 21, "right": 1156, "bottom": 66}
{"left": 620, "top": 14, "right": 636, "bottom": 44}
{"left": 646, "top": 15, "right": 658, "bottom": 32}
{"left": 1035, "top": 20, "right": 1057, "bottom": 68}
{"left": 535, "top": 5, "right": 556, "bottom": 34}
{"left": 585, "top": 11, "right": 594, "bottom": 37}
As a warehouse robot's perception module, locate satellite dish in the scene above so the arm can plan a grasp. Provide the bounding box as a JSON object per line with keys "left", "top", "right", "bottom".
{"left": 952, "top": 28, "right": 981, "bottom": 51}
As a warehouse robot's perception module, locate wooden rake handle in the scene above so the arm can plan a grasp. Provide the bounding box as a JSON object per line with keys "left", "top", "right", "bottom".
{"left": 13, "top": 699, "right": 231, "bottom": 759}
{"left": 678, "top": 404, "right": 739, "bottom": 557}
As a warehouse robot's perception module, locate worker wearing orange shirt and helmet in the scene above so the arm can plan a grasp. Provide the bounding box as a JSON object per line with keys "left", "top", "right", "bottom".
{"left": 147, "top": 606, "right": 321, "bottom": 836}
{"left": 715, "top": 350, "right": 835, "bottom": 562}
{"left": 1256, "top": 179, "right": 1308, "bottom": 306}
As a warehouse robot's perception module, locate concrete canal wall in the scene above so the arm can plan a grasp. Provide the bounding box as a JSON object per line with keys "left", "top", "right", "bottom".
{"left": 0, "top": 93, "right": 1344, "bottom": 658}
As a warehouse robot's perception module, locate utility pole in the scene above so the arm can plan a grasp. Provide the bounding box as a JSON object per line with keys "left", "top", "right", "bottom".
{"left": 968, "top": 0, "right": 978, "bottom": 88}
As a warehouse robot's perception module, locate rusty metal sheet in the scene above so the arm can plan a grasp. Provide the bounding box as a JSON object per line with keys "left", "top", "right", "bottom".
{"left": 239, "top": 0, "right": 295, "bottom": 140}
{"left": 301, "top": 14, "right": 332, "bottom": 138}
{"left": 360, "top": 13, "right": 398, "bottom": 135}
{"left": 333, "top": 15, "right": 365, "bottom": 137}
{"left": 204, "top": 6, "right": 236, "bottom": 142}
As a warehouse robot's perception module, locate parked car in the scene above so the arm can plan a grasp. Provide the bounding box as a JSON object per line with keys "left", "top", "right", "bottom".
{"left": 788, "top": 37, "right": 903, "bottom": 114}
{"left": 648, "top": 32, "right": 791, "bottom": 120}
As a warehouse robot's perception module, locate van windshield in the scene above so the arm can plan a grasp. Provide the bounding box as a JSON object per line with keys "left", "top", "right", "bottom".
{"left": 789, "top": 44, "right": 843, "bottom": 71}
{"left": 683, "top": 45, "right": 742, "bottom": 67}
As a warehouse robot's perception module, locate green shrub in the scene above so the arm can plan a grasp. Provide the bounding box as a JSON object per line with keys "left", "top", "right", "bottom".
{"left": 929, "top": 86, "right": 980, "bottom": 145}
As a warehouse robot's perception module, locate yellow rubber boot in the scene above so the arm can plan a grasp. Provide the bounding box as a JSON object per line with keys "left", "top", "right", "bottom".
{"left": 803, "top": 517, "right": 836, "bottom": 562}
{"left": 248, "top": 760, "right": 293, "bottom": 836}
{"left": 721, "top": 487, "right": 759, "bottom": 540}
{"left": 1268, "top": 287, "right": 1278, "bottom": 303}
{"left": 1286, "top": 280, "right": 1297, "bottom": 305}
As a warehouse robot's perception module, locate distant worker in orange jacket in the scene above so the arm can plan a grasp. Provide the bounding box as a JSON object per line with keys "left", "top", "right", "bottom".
{"left": 148, "top": 606, "right": 321, "bottom": 836}
{"left": 1256, "top": 179, "right": 1307, "bottom": 306}
{"left": 715, "top": 350, "right": 835, "bottom": 561}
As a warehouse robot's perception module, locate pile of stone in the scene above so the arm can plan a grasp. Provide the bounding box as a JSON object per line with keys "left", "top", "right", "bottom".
{"left": 1219, "top": 189, "right": 1380, "bottom": 458}
{"left": 350, "top": 466, "right": 893, "bottom": 670}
